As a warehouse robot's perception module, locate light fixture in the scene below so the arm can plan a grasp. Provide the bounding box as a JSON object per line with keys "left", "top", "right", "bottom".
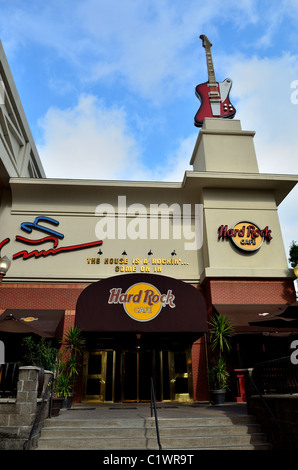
{"left": 294, "top": 263, "right": 298, "bottom": 278}
{"left": 148, "top": 249, "right": 153, "bottom": 256}
{"left": 171, "top": 250, "right": 177, "bottom": 256}
{"left": 122, "top": 250, "right": 127, "bottom": 256}
{"left": 98, "top": 249, "right": 103, "bottom": 255}
{"left": 0, "top": 256, "right": 11, "bottom": 277}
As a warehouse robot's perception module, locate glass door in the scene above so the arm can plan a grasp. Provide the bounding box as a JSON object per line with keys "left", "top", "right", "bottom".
{"left": 121, "top": 349, "right": 153, "bottom": 402}
{"left": 168, "top": 349, "right": 193, "bottom": 401}
{"left": 82, "top": 350, "right": 115, "bottom": 402}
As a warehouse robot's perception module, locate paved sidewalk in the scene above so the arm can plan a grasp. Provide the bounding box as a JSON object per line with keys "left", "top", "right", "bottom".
{"left": 55, "top": 402, "right": 249, "bottom": 421}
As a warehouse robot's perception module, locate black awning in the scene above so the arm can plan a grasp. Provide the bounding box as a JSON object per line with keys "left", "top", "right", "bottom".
{"left": 213, "top": 304, "right": 298, "bottom": 335}
{"left": 0, "top": 310, "right": 65, "bottom": 339}
{"left": 76, "top": 273, "right": 208, "bottom": 334}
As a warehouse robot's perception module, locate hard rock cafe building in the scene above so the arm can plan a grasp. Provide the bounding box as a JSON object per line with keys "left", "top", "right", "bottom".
{"left": 0, "top": 42, "right": 297, "bottom": 404}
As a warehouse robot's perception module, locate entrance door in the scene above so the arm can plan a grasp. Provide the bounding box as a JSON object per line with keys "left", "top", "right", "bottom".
{"left": 122, "top": 349, "right": 153, "bottom": 402}
{"left": 82, "top": 350, "right": 115, "bottom": 402}
{"left": 168, "top": 349, "right": 193, "bottom": 401}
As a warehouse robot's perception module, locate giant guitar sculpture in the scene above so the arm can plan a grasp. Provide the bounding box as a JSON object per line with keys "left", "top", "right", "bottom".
{"left": 194, "top": 35, "right": 236, "bottom": 127}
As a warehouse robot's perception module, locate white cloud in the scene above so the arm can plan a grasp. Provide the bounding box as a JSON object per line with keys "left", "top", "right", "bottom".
{"left": 38, "top": 94, "right": 146, "bottom": 180}
{"left": 37, "top": 93, "right": 198, "bottom": 183}
{"left": 218, "top": 52, "right": 298, "bottom": 174}
{"left": 74, "top": 0, "right": 269, "bottom": 101}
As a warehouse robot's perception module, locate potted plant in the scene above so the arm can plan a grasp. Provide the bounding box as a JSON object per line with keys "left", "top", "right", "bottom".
{"left": 21, "top": 336, "right": 58, "bottom": 398}
{"left": 208, "top": 357, "right": 230, "bottom": 405}
{"left": 208, "top": 313, "right": 234, "bottom": 405}
{"left": 52, "top": 326, "right": 85, "bottom": 411}
{"left": 50, "top": 356, "right": 66, "bottom": 415}
{"left": 54, "top": 371, "right": 72, "bottom": 408}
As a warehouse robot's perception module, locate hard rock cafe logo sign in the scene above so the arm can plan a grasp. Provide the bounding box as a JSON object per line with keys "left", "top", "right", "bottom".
{"left": 108, "top": 282, "right": 176, "bottom": 322}
{"left": 218, "top": 221, "right": 272, "bottom": 252}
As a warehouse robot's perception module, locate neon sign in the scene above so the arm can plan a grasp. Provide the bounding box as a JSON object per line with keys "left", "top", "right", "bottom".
{"left": 0, "top": 216, "right": 102, "bottom": 260}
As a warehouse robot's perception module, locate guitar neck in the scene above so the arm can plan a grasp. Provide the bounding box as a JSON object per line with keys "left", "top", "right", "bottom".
{"left": 205, "top": 48, "right": 217, "bottom": 85}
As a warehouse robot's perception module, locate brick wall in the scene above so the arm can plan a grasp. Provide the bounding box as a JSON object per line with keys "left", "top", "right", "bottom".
{"left": 0, "top": 283, "right": 88, "bottom": 310}
{"left": 192, "top": 337, "right": 209, "bottom": 402}
{"left": 204, "top": 279, "right": 296, "bottom": 305}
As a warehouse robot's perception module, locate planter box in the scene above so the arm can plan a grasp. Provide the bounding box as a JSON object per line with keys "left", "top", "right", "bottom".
{"left": 51, "top": 397, "right": 63, "bottom": 416}
{"left": 210, "top": 389, "right": 226, "bottom": 405}
{"left": 62, "top": 395, "right": 73, "bottom": 409}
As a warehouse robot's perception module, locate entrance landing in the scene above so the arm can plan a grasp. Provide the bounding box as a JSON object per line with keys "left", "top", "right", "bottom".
{"left": 56, "top": 402, "right": 249, "bottom": 420}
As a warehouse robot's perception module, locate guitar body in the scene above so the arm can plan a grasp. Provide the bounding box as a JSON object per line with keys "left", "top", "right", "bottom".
{"left": 194, "top": 78, "right": 236, "bottom": 127}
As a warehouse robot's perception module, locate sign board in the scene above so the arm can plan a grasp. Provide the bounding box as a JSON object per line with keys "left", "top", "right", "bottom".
{"left": 218, "top": 221, "right": 272, "bottom": 252}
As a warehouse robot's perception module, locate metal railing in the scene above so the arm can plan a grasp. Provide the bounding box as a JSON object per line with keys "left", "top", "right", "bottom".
{"left": 150, "top": 377, "right": 162, "bottom": 450}
{"left": 252, "top": 356, "right": 298, "bottom": 395}
{"left": 23, "top": 375, "right": 53, "bottom": 450}
{"left": 247, "top": 356, "right": 298, "bottom": 450}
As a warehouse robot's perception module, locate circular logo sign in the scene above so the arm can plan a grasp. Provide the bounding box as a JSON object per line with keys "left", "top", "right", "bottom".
{"left": 124, "top": 283, "right": 164, "bottom": 322}
{"left": 231, "top": 221, "right": 264, "bottom": 252}
{"left": 108, "top": 282, "right": 176, "bottom": 322}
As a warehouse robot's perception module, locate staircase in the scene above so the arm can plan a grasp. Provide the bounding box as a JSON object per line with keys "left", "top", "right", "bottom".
{"left": 36, "top": 413, "right": 272, "bottom": 450}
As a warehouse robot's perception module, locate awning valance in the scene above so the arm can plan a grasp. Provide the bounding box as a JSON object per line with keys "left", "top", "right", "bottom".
{"left": 214, "top": 303, "right": 298, "bottom": 335}
{"left": 76, "top": 273, "right": 208, "bottom": 334}
{"left": 0, "top": 310, "right": 65, "bottom": 339}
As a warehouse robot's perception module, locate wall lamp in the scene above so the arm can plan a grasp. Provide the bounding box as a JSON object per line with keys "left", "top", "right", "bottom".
{"left": 0, "top": 255, "right": 11, "bottom": 281}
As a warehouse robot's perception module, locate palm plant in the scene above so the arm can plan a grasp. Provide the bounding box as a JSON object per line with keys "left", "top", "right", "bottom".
{"left": 209, "top": 313, "right": 234, "bottom": 357}
{"left": 208, "top": 313, "right": 234, "bottom": 394}
{"left": 53, "top": 326, "right": 85, "bottom": 402}
{"left": 208, "top": 356, "right": 230, "bottom": 390}
{"left": 54, "top": 372, "right": 72, "bottom": 400}
{"left": 61, "top": 325, "right": 86, "bottom": 357}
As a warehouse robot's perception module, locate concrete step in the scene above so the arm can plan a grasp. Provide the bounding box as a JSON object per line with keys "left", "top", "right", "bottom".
{"left": 42, "top": 414, "right": 257, "bottom": 429}
{"left": 38, "top": 434, "right": 270, "bottom": 450}
{"left": 37, "top": 414, "right": 272, "bottom": 450}
{"left": 40, "top": 423, "right": 262, "bottom": 439}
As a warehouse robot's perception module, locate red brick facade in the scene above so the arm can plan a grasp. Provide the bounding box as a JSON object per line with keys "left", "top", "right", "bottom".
{"left": 0, "top": 283, "right": 87, "bottom": 310}
{"left": 203, "top": 278, "right": 296, "bottom": 306}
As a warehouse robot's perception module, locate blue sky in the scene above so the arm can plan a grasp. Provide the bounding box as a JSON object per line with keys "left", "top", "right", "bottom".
{"left": 0, "top": 0, "right": 297, "bottom": 263}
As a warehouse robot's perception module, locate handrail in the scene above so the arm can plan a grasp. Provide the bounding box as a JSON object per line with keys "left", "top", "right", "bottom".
{"left": 23, "top": 375, "right": 53, "bottom": 450}
{"left": 246, "top": 362, "right": 296, "bottom": 450}
{"left": 252, "top": 356, "right": 298, "bottom": 394}
{"left": 247, "top": 370, "right": 286, "bottom": 437}
{"left": 150, "top": 377, "right": 162, "bottom": 450}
